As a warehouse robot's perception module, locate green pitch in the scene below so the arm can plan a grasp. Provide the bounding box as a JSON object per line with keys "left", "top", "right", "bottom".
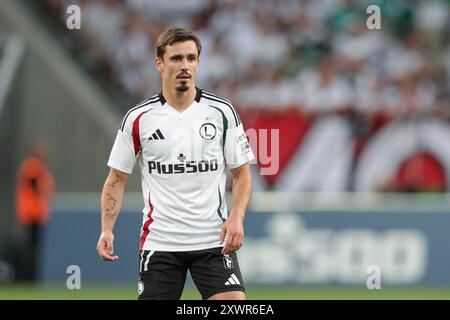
{"left": 1, "top": 284, "right": 450, "bottom": 300}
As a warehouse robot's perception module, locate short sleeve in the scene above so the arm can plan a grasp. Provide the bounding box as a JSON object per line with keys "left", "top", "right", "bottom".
{"left": 107, "top": 129, "right": 136, "bottom": 174}
{"left": 224, "top": 123, "right": 254, "bottom": 169}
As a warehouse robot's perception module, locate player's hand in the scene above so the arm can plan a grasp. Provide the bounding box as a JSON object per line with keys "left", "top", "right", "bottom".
{"left": 96, "top": 231, "right": 119, "bottom": 261}
{"left": 220, "top": 211, "right": 244, "bottom": 255}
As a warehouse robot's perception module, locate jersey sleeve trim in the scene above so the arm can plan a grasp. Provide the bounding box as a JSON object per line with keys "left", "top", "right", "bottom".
{"left": 208, "top": 105, "right": 228, "bottom": 150}
{"left": 132, "top": 109, "right": 152, "bottom": 156}
{"left": 120, "top": 95, "right": 160, "bottom": 131}
{"left": 201, "top": 91, "right": 241, "bottom": 127}
{"left": 107, "top": 162, "right": 133, "bottom": 175}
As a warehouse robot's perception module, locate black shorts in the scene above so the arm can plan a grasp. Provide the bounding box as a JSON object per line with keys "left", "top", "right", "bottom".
{"left": 137, "top": 247, "right": 245, "bottom": 300}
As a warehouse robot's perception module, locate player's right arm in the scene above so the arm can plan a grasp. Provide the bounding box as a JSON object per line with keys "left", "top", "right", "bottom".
{"left": 98, "top": 103, "right": 146, "bottom": 261}
{"left": 96, "top": 168, "right": 128, "bottom": 261}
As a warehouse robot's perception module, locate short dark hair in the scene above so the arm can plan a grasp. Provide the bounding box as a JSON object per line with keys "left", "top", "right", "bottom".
{"left": 156, "top": 27, "right": 202, "bottom": 60}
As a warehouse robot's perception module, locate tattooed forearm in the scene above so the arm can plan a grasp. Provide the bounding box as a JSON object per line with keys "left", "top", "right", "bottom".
{"left": 105, "top": 172, "right": 120, "bottom": 188}
{"left": 100, "top": 170, "right": 127, "bottom": 232}
{"left": 104, "top": 192, "right": 118, "bottom": 220}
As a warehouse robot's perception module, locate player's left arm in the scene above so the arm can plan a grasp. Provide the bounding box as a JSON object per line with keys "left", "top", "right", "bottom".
{"left": 220, "top": 163, "right": 252, "bottom": 254}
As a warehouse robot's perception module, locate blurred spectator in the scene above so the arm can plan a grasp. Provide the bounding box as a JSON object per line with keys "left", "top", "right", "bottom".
{"left": 112, "top": 11, "right": 158, "bottom": 98}
{"left": 16, "top": 140, "right": 55, "bottom": 282}
{"left": 301, "top": 57, "right": 353, "bottom": 114}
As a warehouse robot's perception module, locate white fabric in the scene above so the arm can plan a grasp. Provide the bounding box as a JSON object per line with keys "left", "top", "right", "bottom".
{"left": 108, "top": 90, "right": 254, "bottom": 251}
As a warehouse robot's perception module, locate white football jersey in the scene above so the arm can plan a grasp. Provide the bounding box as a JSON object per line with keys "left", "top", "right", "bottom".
{"left": 108, "top": 88, "right": 254, "bottom": 251}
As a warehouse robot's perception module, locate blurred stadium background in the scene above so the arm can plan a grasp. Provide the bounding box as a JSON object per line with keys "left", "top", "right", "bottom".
{"left": 1, "top": 0, "right": 450, "bottom": 299}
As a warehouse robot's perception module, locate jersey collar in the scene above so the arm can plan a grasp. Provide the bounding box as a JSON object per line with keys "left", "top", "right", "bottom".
{"left": 159, "top": 87, "right": 202, "bottom": 105}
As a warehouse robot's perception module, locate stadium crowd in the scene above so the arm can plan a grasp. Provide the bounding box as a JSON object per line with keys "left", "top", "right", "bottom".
{"left": 40, "top": 0, "right": 449, "bottom": 115}
{"left": 37, "top": 0, "right": 450, "bottom": 192}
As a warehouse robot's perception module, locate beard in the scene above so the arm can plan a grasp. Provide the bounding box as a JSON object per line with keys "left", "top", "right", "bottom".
{"left": 176, "top": 82, "right": 190, "bottom": 92}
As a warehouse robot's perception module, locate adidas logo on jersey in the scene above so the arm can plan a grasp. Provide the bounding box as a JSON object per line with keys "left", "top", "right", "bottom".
{"left": 225, "top": 273, "right": 241, "bottom": 286}
{"left": 148, "top": 129, "right": 165, "bottom": 141}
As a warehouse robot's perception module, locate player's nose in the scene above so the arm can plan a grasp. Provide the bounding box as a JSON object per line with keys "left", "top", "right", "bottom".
{"left": 181, "top": 58, "right": 189, "bottom": 70}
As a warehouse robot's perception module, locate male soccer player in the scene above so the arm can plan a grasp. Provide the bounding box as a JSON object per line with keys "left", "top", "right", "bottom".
{"left": 96, "top": 28, "right": 254, "bottom": 300}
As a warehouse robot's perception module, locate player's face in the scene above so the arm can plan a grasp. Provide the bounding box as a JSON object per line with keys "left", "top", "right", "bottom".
{"left": 156, "top": 40, "right": 199, "bottom": 93}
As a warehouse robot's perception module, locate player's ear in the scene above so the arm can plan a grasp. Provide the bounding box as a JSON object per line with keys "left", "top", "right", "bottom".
{"left": 155, "top": 57, "right": 163, "bottom": 73}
